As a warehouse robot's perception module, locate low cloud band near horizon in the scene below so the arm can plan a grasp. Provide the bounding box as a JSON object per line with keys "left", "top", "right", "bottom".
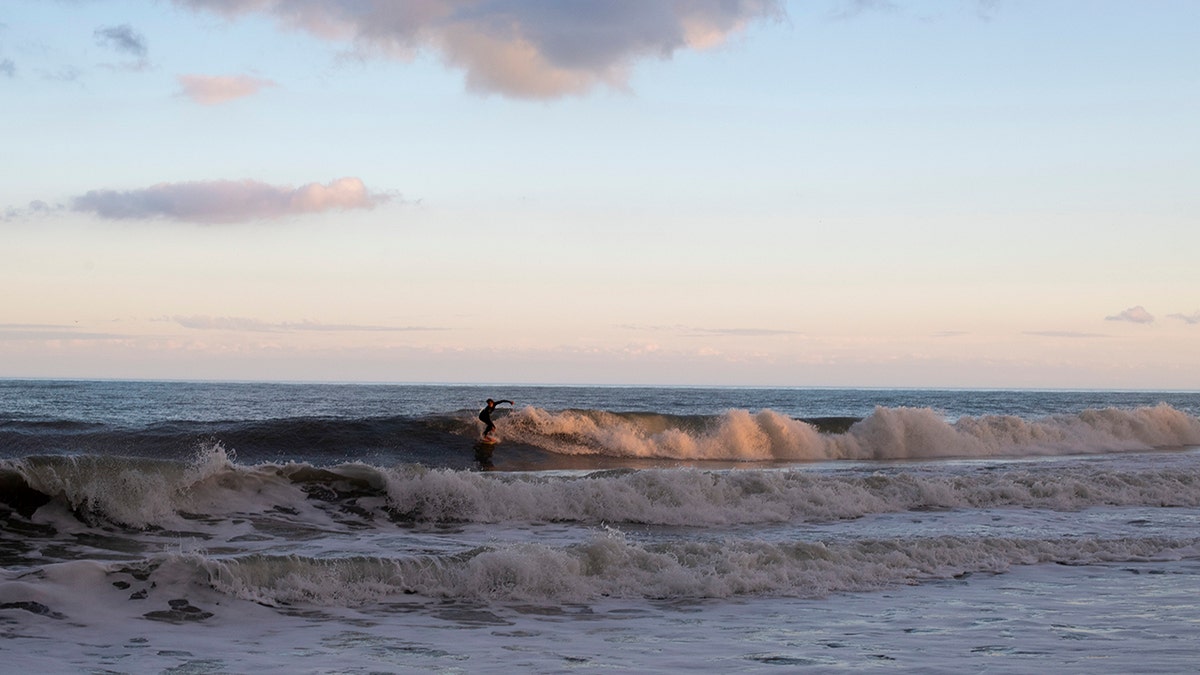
{"left": 72, "top": 177, "right": 390, "bottom": 224}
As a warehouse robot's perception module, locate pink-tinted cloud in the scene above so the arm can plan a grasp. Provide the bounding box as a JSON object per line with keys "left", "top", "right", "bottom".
{"left": 1105, "top": 306, "right": 1155, "bottom": 324}
{"left": 73, "top": 177, "right": 390, "bottom": 223}
{"left": 177, "top": 73, "right": 277, "bottom": 104}
{"left": 171, "top": 0, "right": 784, "bottom": 99}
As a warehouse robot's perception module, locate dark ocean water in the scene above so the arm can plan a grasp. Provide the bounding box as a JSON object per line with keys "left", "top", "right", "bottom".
{"left": 3, "top": 380, "right": 1200, "bottom": 672}
{"left": 3, "top": 379, "right": 1197, "bottom": 466}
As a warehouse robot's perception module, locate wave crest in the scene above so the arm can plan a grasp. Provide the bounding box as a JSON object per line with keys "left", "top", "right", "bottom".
{"left": 497, "top": 404, "right": 1200, "bottom": 461}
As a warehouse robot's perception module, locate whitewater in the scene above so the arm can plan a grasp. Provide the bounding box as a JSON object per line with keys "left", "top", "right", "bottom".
{"left": 2, "top": 381, "right": 1199, "bottom": 672}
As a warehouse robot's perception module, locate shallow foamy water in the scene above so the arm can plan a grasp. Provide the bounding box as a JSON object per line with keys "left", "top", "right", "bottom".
{"left": 4, "top": 559, "right": 1197, "bottom": 673}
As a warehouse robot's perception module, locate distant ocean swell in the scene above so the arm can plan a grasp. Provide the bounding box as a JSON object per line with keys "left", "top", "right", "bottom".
{"left": 93, "top": 533, "right": 1200, "bottom": 606}
{"left": 7, "top": 448, "right": 1200, "bottom": 530}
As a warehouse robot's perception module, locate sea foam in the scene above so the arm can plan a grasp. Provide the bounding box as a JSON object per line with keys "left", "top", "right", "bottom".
{"left": 10, "top": 451, "right": 1200, "bottom": 530}
{"left": 195, "top": 531, "right": 1200, "bottom": 605}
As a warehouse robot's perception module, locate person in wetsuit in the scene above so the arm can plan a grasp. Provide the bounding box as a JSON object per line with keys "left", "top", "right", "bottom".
{"left": 478, "top": 398, "right": 513, "bottom": 439}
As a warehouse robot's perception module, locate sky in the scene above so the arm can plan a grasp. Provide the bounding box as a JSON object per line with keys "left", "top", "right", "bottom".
{"left": 2, "top": 0, "right": 1198, "bottom": 388}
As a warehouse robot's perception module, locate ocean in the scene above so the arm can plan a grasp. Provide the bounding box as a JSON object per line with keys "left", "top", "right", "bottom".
{"left": 2, "top": 380, "right": 1199, "bottom": 673}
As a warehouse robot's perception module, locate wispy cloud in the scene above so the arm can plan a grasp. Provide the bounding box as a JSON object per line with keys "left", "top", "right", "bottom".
{"left": 177, "top": 73, "right": 277, "bottom": 104}
{"left": 0, "top": 22, "right": 14, "bottom": 78}
{"left": 171, "top": 0, "right": 784, "bottom": 99}
{"left": 1025, "top": 331, "right": 1109, "bottom": 339}
{"left": 1168, "top": 311, "right": 1200, "bottom": 325}
{"left": 72, "top": 177, "right": 391, "bottom": 224}
{"left": 0, "top": 324, "right": 128, "bottom": 341}
{"left": 95, "top": 24, "right": 152, "bottom": 72}
{"left": 687, "top": 327, "right": 803, "bottom": 337}
{"left": 95, "top": 24, "right": 148, "bottom": 58}
{"left": 39, "top": 65, "right": 83, "bottom": 83}
{"left": 831, "top": 0, "right": 1000, "bottom": 21}
{"left": 172, "top": 316, "right": 446, "bottom": 333}
{"left": 830, "top": 0, "right": 900, "bottom": 20}
{"left": 2, "top": 200, "right": 62, "bottom": 222}
{"left": 1105, "top": 306, "right": 1155, "bottom": 324}
{"left": 620, "top": 323, "right": 801, "bottom": 337}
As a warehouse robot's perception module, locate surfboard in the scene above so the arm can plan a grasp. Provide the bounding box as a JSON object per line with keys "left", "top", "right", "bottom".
{"left": 480, "top": 436, "right": 500, "bottom": 444}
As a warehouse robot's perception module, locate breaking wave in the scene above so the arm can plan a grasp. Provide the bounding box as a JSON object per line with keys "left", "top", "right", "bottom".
{"left": 6, "top": 442, "right": 1200, "bottom": 530}
{"left": 499, "top": 403, "right": 1200, "bottom": 461}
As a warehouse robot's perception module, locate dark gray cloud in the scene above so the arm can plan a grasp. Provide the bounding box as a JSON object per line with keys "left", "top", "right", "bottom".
{"left": 171, "top": 0, "right": 784, "bottom": 99}
{"left": 94, "top": 24, "right": 148, "bottom": 57}
{"left": 94, "top": 24, "right": 151, "bottom": 71}
{"left": 72, "top": 177, "right": 391, "bottom": 224}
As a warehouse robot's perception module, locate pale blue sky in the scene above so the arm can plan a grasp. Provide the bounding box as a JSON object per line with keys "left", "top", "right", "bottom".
{"left": 3, "top": 1, "right": 1198, "bottom": 387}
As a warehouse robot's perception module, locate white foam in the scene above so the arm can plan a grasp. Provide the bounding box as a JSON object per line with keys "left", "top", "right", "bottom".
{"left": 16, "top": 450, "right": 1200, "bottom": 531}
{"left": 379, "top": 461, "right": 1200, "bottom": 525}
{"left": 6, "top": 554, "right": 1200, "bottom": 673}
{"left": 196, "top": 530, "right": 1200, "bottom": 605}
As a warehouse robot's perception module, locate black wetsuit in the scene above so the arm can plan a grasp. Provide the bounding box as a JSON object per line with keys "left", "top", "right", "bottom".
{"left": 479, "top": 400, "right": 513, "bottom": 437}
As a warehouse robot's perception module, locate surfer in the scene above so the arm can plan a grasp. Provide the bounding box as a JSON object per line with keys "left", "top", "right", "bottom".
{"left": 478, "top": 398, "right": 513, "bottom": 439}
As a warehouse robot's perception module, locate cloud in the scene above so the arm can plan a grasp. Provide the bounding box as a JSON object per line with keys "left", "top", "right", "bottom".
{"left": 831, "top": 0, "right": 900, "bottom": 20}
{"left": 177, "top": 73, "right": 277, "bottom": 104}
{"left": 1105, "top": 306, "right": 1155, "bottom": 324}
{"left": 0, "top": 324, "right": 128, "bottom": 341}
{"left": 172, "top": 316, "right": 445, "bottom": 332}
{"left": 3, "top": 200, "right": 63, "bottom": 222}
{"left": 72, "top": 177, "right": 390, "bottom": 223}
{"left": 39, "top": 65, "right": 83, "bottom": 83}
{"left": 1025, "top": 331, "right": 1109, "bottom": 338}
{"left": 688, "top": 327, "right": 802, "bottom": 337}
{"left": 171, "top": 0, "right": 784, "bottom": 99}
{"left": 94, "top": 24, "right": 148, "bottom": 58}
{"left": 619, "top": 323, "right": 801, "bottom": 337}
{"left": 0, "top": 59, "right": 13, "bottom": 78}
{"left": 1168, "top": 311, "right": 1200, "bottom": 325}
{"left": 95, "top": 24, "right": 152, "bottom": 72}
